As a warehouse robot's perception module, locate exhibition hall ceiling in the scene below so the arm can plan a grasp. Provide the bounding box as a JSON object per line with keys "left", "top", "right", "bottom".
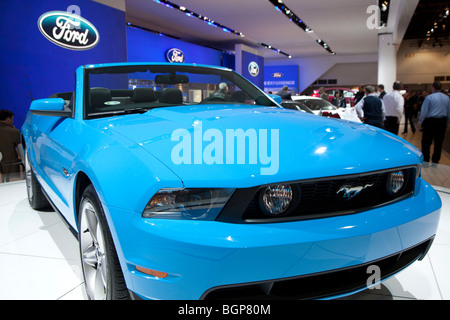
{"left": 123, "top": 0, "right": 447, "bottom": 59}
{"left": 404, "top": 0, "right": 450, "bottom": 46}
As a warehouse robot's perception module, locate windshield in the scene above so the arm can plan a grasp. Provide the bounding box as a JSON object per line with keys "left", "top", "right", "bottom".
{"left": 298, "top": 99, "right": 336, "bottom": 111}
{"left": 281, "top": 102, "right": 313, "bottom": 114}
{"left": 84, "top": 64, "right": 277, "bottom": 119}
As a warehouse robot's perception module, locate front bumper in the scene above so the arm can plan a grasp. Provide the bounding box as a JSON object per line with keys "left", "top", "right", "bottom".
{"left": 105, "top": 178, "right": 441, "bottom": 300}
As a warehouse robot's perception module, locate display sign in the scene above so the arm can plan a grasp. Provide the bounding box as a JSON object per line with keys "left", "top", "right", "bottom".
{"left": 38, "top": 11, "right": 100, "bottom": 50}
{"left": 2, "top": 0, "right": 127, "bottom": 129}
{"left": 248, "top": 61, "right": 260, "bottom": 77}
{"left": 264, "top": 65, "right": 299, "bottom": 94}
{"left": 241, "top": 51, "right": 264, "bottom": 89}
{"left": 166, "top": 48, "right": 185, "bottom": 63}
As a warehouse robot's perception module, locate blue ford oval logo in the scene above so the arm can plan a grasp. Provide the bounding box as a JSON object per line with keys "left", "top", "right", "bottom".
{"left": 272, "top": 72, "right": 284, "bottom": 78}
{"left": 38, "top": 11, "right": 100, "bottom": 50}
{"left": 166, "top": 48, "right": 185, "bottom": 63}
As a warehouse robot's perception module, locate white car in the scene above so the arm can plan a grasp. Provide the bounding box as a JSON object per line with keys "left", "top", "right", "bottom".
{"left": 290, "top": 96, "right": 361, "bottom": 123}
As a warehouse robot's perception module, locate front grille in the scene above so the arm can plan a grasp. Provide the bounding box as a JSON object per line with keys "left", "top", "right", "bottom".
{"left": 202, "top": 237, "right": 434, "bottom": 300}
{"left": 216, "top": 166, "right": 416, "bottom": 223}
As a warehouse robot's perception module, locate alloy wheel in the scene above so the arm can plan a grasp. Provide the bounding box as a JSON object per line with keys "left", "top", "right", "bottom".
{"left": 24, "top": 149, "right": 33, "bottom": 201}
{"left": 79, "top": 200, "right": 108, "bottom": 300}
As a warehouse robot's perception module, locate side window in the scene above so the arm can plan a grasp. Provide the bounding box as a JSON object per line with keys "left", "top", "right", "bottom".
{"left": 344, "top": 91, "right": 354, "bottom": 98}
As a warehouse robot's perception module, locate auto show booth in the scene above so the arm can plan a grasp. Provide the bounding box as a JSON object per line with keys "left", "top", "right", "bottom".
{"left": 1, "top": 0, "right": 294, "bottom": 130}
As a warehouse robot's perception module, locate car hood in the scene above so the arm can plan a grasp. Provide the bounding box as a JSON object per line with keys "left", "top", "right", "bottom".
{"left": 91, "top": 104, "right": 422, "bottom": 188}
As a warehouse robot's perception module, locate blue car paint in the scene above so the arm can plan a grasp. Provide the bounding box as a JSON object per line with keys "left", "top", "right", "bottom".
{"left": 108, "top": 178, "right": 440, "bottom": 299}
{"left": 21, "top": 62, "right": 441, "bottom": 300}
{"left": 30, "top": 97, "right": 65, "bottom": 111}
{"left": 101, "top": 104, "right": 423, "bottom": 189}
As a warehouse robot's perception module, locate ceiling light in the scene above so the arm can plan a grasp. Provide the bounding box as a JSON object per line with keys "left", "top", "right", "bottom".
{"left": 152, "top": 0, "right": 244, "bottom": 37}
{"left": 257, "top": 42, "right": 292, "bottom": 57}
{"left": 269, "top": 0, "right": 312, "bottom": 34}
{"left": 316, "top": 39, "right": 335, "bottom": 55}
{"left": 378, "top": 0, "right": 390, "bottom": 27}
{"left": 267, "top": 0, "right": 335, "bottom": 55}
{"left": 152, "top": 0, "right": 291, "bottom": 58}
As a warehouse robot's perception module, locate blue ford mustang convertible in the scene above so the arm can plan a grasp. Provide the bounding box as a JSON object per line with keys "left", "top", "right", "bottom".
{"left": 21, "top": 63, "right": 441, "bottom": 300}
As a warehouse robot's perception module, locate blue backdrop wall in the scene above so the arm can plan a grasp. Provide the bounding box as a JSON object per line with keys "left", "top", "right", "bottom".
{"left": 0, "top": 1, "right": 238, "bottom": 130}
{"left": 127, "top": 26, "right": 235, "bottom": 69}
{"left": 0, "top": 0, "right": 127, "bottom": 129}
{"left": 240, "top": 51, "right": 265, "bottom": 90}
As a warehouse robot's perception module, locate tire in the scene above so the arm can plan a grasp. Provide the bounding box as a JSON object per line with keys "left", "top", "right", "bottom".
{"left": 78, "top": 185, "right": 130, "bottom": 300}
{"left": 24, "top": 148, "right": 51, "bottom": 210}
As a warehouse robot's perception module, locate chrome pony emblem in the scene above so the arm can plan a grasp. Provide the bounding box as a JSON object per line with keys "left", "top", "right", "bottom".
{"left": 337, "top": 183, "right": 374, "bottom": 200}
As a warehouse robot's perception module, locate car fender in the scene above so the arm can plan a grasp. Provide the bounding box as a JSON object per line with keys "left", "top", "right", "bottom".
{"left": 70, "top": 120, "right": 184, "bottom": 214}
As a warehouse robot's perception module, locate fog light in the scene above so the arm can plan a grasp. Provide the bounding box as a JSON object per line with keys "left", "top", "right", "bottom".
{"left": 387, "top": 171, "right": 405, "bottom": 195}
{"left": 259, "top": 184, "right": 293, "bottom": 217}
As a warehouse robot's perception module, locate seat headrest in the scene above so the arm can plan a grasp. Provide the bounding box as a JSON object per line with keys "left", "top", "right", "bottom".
{"left": 159, "top": 88, "right": 183, "bottom": 105}
{"left": 90, "top": 87, "right": 112, "bottom": 109}
{"left": 231, "top": 91, "right": 246, "bottom": 103}
{"left": 133, "top": 87, "right": 156, "bottom": 103}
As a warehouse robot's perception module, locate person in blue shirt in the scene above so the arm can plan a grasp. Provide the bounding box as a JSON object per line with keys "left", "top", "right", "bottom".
{"left": 418, "top": 81, "right": 450, "bottom": 166}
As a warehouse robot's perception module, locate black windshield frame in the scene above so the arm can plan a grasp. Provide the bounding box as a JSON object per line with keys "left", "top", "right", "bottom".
{"left": 83, "top": 64, "right": 278, "bottom": 119}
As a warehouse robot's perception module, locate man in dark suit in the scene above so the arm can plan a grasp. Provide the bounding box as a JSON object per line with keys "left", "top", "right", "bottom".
{"left": 355, "top": 86, "right": 385, "bottom": 129}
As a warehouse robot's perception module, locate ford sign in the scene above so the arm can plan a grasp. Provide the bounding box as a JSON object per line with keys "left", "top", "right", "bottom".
{"left": 166, "top": 48, "right": 185, "bottom": 63}
{"left": 38, "top": 11, "right": 100, "bottom": 50}
{"left": 248, "top": 61, "right": 260, "bottom": 77}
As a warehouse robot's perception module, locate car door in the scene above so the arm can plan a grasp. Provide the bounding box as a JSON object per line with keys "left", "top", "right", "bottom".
{"left": 30, "top": 96, "right": 78, "bottom": 218}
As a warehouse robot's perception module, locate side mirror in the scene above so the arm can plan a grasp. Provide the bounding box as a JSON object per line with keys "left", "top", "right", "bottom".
{"left": 268, "top": 94, "right": 282, "bottom": 104}
{"left": 30, "top": 98, "right": 72, "bottom": 117}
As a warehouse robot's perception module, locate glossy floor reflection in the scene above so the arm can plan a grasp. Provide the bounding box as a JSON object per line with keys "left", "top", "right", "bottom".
{"left": 0, "top": 180, "right": 449, "bottom": 300}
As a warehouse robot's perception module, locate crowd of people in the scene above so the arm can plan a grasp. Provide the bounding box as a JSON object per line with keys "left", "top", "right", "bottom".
{"left": 339, "top": 81, "right": 449, "bottom": 167}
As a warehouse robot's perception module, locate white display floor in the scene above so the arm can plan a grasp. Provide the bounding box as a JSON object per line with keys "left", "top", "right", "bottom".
{"left": 0, "top": 180, "right": 449, "bottom": 300}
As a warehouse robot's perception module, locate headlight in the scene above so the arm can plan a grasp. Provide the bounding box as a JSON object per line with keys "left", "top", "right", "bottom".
{"left": 143, "top": 188, "right": 234, "bottom": 220}
{"left": 386, "top": 170, "right": 405, "bottom": 195}
{"left": 259, "top": 184, "right": 295, "bottom": 217}
{"left": 416, "top": 164, "right": 422, "bottom": 179}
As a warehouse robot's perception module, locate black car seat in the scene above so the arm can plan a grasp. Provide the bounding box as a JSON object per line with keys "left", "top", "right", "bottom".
{"left": 133, "top": 87, "right": 156, "bottom": 104}
{"left": 159, "top": 88, "right": 183, "bottom": 105}
{"left": 231, "top": 91, "right": 247, "bottom": 103}
{"left": 89, "top": 87, "right": 112, "bottom": 112}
